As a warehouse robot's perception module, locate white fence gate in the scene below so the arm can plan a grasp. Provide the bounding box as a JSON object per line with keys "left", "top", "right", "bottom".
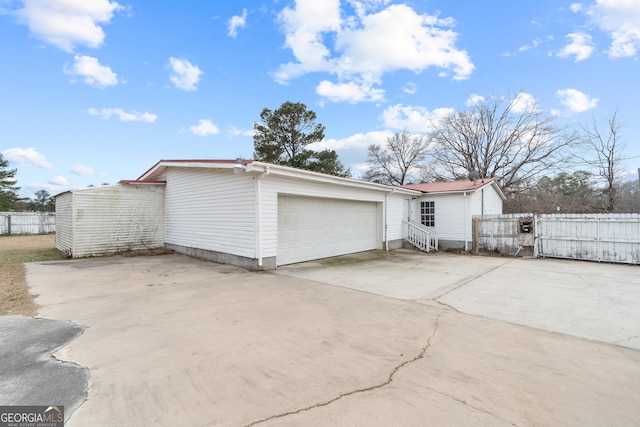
{"left": 474, "top": 213, "right": 640, "bottom": 265}
{"left": 0, "top": 212, "right": 56, "bottom": 235}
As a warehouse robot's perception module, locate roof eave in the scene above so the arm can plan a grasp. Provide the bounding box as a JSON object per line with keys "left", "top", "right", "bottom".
{"left": 136, "top": 159, "right": 421, "bottom": 195}
{"left": 246, "top": 161, "right": 421, "bottom": 195}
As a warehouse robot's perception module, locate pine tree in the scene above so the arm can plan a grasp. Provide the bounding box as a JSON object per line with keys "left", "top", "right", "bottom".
{"left": 0, "top": 153, "right": 21, "bottom": 211}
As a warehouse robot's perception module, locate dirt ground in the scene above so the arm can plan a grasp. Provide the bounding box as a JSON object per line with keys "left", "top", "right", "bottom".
{"left": 0, "top": 234, "right": 56, "bottom": 252}
{"left": 0, "top": 234, "right": 57, "bottom": 316}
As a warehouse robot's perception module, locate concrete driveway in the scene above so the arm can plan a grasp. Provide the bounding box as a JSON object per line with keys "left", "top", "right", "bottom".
{"left": 275, "top": 249, "right": 640, "bottom": 351}
{"left": 20, "top": 252, "right": 640, "bottom": 426}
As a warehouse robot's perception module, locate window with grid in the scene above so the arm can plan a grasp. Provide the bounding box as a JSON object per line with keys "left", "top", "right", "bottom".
{"left": 420, "top": 201, "right": 435, "bottom": 227}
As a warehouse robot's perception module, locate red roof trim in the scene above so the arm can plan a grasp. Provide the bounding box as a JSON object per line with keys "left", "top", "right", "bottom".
{"left": 402, "top": 177, "right": 496, "bottom": 193}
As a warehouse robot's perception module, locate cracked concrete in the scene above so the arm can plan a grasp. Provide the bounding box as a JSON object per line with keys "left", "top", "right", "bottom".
{"left": 21, "top": 251, "right": 640, "bottom": 426}
{"left": 278, "top": 250, "right": 640, "bottom": 351}
{"left": 0, "top": 315, "right": 89, "bottom": 422}
{"left": 247, "top": 311, "right": 444, "bottom": 427}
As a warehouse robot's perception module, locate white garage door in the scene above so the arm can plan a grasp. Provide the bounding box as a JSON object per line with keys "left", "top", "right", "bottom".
{"left": 277, "top": 195, "right": 379, "bottom": 265}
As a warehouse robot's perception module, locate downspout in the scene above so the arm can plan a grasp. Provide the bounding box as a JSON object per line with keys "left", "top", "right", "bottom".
{"left": 71, "top": 191, "right": 76, "bottom": 257}
{"left": 481, "top": 188, "right": 485, "bottom": 218}
{"left": 464, "top": 191, "right": 468, "bottom": 251}
{"left": 384, "top": 190, "right": 392, "bottom": 251}
{"left": 255, "top": 167, "right": 270, "bottom": 267}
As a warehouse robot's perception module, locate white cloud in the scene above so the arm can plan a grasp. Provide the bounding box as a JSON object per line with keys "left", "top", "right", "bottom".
{"left": 189, "top": 119, "right": 220, "bottom": 136}
{"left": 15, "top": 0, "right": 123, "bottom": 52}
{"left": 276, "top": 0, "right": 341, "bottom": 80}
{"left": 337, "top": 4, "right": 474, "bottom": 80}
{"left": 308, "top": 130, "right": 392, "bottom": 151}
{"left": 504, "top": 37, "right": 551, "bottom": 57}
{"left": 519, "top": 38, "right": 542, "bottom": 53}
{"left": 510, "top": 92, "right": 539, "bottom": 113}
{"left": 88, "top": 108, "right": 157, "bottom": 122}
{"left": 1, "top": 147, "right": 53, "bottom": 169}
{"left": 169, "top": 57, "right": 203, "bottom": 91}
{"left": 71, "top": 164, "right": 100, "bottom": 176}
{"left": 228, "top": 126, "right": 254, "bottom": 137}
{"left": 381, "top": 104, "right": 454, "bottom": 133}
{"left": 557, "top": 32, "right": 594, "bottom": 61}
{"left": 345, "top": 0, "right": 392, "bottom": 18}
{"left": 228, "top": 8, "right": 248, "bottom": 38}
{"left": 275, "top": 1, "right": 473, "bottom": 102}
{"left": 48, "top": 175, "right": 68, "bottom": 186}
{"left": 588, "top": 0, "right": 640, "bottom": 58}
{"left": 570, "top": 3, "right": 584, "bottom": 12}
{"left": 465, "top": 94, "right": 485, "bottom": 107}
{"left": 402, "top": 82, "right": 417, "bottom": 95}
{"left": 65, "top": 55, "right": 118, "bottom": 88}
{"left": 316, "top": 80, "right": 385, "bottom": 103}
{"left": 556, "top": 88, "right": 599, "bottom": 112}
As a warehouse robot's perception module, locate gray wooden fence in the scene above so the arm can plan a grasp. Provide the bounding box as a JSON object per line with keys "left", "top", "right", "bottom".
{"left": 473, "top": 213, "right": 640, "bottom": 265}
{"left": 0, "top": 212, "right": 56, "bottom": 235}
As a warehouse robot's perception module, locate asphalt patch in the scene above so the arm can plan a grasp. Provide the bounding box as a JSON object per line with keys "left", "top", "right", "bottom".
{"left": 0, "top": 315, "right": 88, "bottom": 421}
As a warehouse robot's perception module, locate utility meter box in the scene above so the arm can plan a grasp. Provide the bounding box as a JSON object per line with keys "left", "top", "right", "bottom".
{"left": 519, "top": 217, "right": 533, "bottom": 233}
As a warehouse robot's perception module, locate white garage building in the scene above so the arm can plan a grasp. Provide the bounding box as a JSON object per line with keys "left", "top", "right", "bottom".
{"left": 128, "top": 159, "right": 421, "bottom": 269}
{"left": 56, "top": 159, "right": 503, "bottom": 268}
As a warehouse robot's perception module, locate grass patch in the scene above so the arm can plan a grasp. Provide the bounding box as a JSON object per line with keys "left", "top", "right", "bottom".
{"left": 0, "top": 247, "right": 61, "bottom": 266}
{"left": 0, "top": 235, "right": 60, "bottom": 316}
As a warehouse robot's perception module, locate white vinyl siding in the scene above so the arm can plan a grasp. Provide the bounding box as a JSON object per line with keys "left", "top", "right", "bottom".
{"left": 418, "top": 194, "right": 468, "bottom": 241}
{"left": 160, "top": 167, "right": 416, "bottom": 266}
{"left": 470, "top": 186, "right": 503, "bottom": 217}
{"left": 410, "top": 183, "right": 504, "bottom": 247}
{"left": 55, "top": 192, "right": 73, "bottom": 253}
{"left": 164, "top": 168, "right": 256, "bottom": 258}
{"left": 483, "top": 186, "right": 504, "bottom": 214}
{"left": 277, "top": 196, "right": 379, "bottom": 265}
{"left": 385, "top": 194, "right": 408, "bottom": 241}
{"left": 55, "top": 184, "right": 165, "bottom": 258}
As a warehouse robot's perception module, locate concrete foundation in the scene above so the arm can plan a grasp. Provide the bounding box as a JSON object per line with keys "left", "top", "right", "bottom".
{"left": 166, "top": 243, "right": 277, "bottom": 270}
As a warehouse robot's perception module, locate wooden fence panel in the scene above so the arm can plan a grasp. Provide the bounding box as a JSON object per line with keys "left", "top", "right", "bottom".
{"left": 0, "top": 212, "right": 56, "bottom": 235}
{"left": 537, "top": 214, "right": 640, "bottom": 264}
{"left": 474, "top": 213, "right": 640, "bottom": 265}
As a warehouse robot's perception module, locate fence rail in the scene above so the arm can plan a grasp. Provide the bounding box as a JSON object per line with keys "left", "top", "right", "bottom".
{"left": 473, "top": 213, "right": 640, "bottom": 265}
{"left": 0, "top": 212, "right": 56, "bottom": 235}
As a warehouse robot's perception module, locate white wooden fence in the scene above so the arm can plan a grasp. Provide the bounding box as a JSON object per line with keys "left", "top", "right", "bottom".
{"left": 0, "top": 212, "right": 56, "bottom": 235}
{"left": 473, "top": 213, "right": 640, "bottom": 265}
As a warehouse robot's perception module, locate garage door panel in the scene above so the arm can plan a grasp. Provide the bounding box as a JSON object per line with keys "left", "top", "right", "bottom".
{"left": 278, "top": 196, "right": 378, "bottom": 265}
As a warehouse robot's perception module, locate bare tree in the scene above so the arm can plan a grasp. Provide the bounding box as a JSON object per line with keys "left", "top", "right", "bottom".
{"left": 579, "top": 110, "right": 625, "bottom": 212}
{"left": 364, "top": 131, "right": 431, "bottom": 185}
{"left": 614, "top": 179, "right": 640, "bottom": 213}
{"left": 427, "top": 91, "right": 578, "bottom": 195}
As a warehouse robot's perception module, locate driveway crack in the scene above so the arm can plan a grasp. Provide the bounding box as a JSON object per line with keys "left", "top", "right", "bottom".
{"left": 417, "top": 384, "right": 518, "bottom": 426}
{"left": 435, "top": 259, "right": 513, "bottom": 301}
{"left": 244, "top": 310, "right": 444, "bottom": 426}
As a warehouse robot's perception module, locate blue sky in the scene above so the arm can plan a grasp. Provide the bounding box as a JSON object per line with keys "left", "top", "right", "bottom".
{"left": 1, "top": 0, "right": 639, "bottom": 198}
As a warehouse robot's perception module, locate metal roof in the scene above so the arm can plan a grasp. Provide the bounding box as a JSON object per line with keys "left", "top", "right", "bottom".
{"left": 402, "top": 177, "right": 506, "bottom": 200}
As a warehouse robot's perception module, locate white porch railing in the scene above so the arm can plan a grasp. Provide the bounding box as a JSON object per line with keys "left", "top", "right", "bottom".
{"left": 402, "top": 220, "right": 438, "bottom": 252}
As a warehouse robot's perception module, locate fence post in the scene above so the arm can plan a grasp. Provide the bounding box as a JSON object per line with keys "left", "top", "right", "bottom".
{"left": 474, "top": 217, "right": 479, "bottom": 253}
{"left": 533, "top": 214, "right": 538, "bottom": 258}
{"left": 7, "top": 215, "right": 11, "bottom": 235}
{"left": 596, "top": 219, "right": 601, "bottom": 262}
